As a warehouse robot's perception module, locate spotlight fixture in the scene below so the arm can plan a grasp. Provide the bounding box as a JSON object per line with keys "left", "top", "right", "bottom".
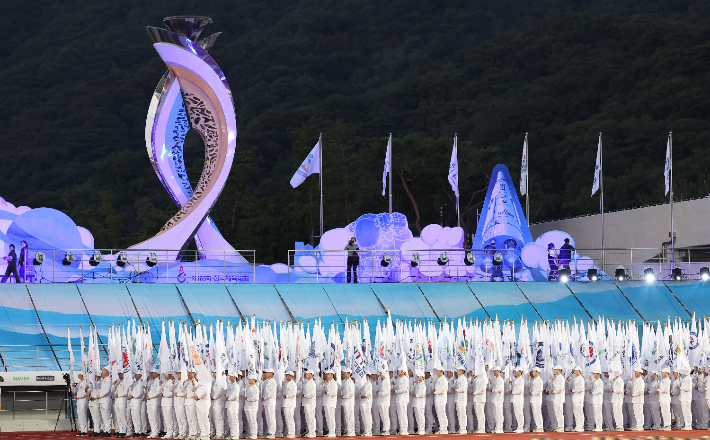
{"left": 146, "top": 253, "right": 158, "bottom": 268}
{"left": 700, "top": 267, "right": 710, "bottom": 281}
{"left": 89, "top": 251, "right": 103, "bottom": 267}
{"left": 671, "top": 267, "right": 682, "bottom": 281}
{"left": 492, "top": 252, "right": 503, "bottom": 267}
{"left": 116, "top": 252, "right": 129, "bottom": 268}
{"left": 33, "top": 252, "right": 45, "bottom": 266}
{"left": 410, "top": 252, "right": 420, "bottom": 268}
{"left": 62, "top": 252, "right": 75, "bottom": 266}
{"left": 643, "top": 267, "right": 656, "bottom": 282}
{"left": 559, "top": 268, "right": 571, "bottom": 283}
{"left": 381, "top": 253, "right": 392, "bottom": 267}
{"left": 464, "top": 253, "right": 475, "bottom": 266}
{"left": 437, "top": 252, "right": 449, "bottom": 266}
{"left": 615, "top": 266, "right": 627, "bottom": 281}
{"left": 587, "top": 268, "right": 598, "bottom": 281}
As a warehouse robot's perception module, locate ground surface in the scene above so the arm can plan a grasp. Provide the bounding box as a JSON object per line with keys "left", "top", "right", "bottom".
{"left": 3, "top": 431, "right": 710, "bottom": 440}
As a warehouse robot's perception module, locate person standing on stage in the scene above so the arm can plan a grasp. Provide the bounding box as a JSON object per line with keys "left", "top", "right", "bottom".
{"left": 559, "top": 238, "right": 574, "bottom": 270}
{"left": 18, "top": 240, "right": 28, "bottom": 283}
{"left": 344, "top": 238, "right": 360, "bottom": 284}
{"left": 511, "top": 367, "right": 524, "bottom": 433}
{"left": 1, "top": 244, "right": 20, "bottom": 283}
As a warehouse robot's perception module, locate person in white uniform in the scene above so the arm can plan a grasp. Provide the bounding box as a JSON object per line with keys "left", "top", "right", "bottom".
{"left": 680, "top": 368, "right": 693, "bottom": 430}
{"left": 602, "top": 372, "right": 613, "bottom": 430}
{"left": 173, "top": 371, "right": 188, "bottom": 440}
{"left": 225, "top": 373, "right": 241, "bottom": 440}
{"left": 424, "top": 371, "right": 435, "bottom": 434}
{"left": 394, "top": 367, "right": 410, "bottom": 435}
{"left": 129, "top": 373, "right": 146, "bottom": 436}
{"left": 160, "top": 373, "right": 175, "bottom": 439}
{"left": 376, "top": 365, "right": 392, "bottom": 435}
{"left": 630, "top": 367, "right": 645, "bottom": 431}
{"left": 194, "top": 371, "right": 211, "bottom": 440}
{"left": 432, "top": 364, "right": 448, "bottom": 434}
{"left": 671, "top": 371, "right": 682, "bottom": 428}
{"left": 302, "top": 370, "right": 317, "bottom": 438}
{"left": 647, "top": 372, "right": 661, "bottom": 430}
{"left": 528, "top": 367, "right": 543, "bottom": 432}
{"left": 471, "top": 369, "right": 487, "bottom": 433}
{"left": 261, "top": 368, "right": 276, "bottom": 439}
{"left": 210, "top": 371, "right": 227, "bottom": 439}
{"left": 359, "top": 373, "right": 374, "bottom": 436}
{"left": 73, "top": 373, "right": 91, "bottom": 436}
{"left": 340, "top": 368, "right": 356, "bottom": 436}
{"left": 489, "top": 365, "right": 504, "bottom": 434}
{"left": 570, "top": 366, "right": 585, "bottom": 432}
{"left": 590, "top": 371, "right": 604, "bottom": 431}
{"left": 281, "top": 371, "right": 297, "bottom": 438}
{"left": 511, "top": 366, "right": 524, "bottom": 433}
{"left": 611, "top": 370, "right": 624, "bottom": 431}
{"left": 549, "top": 366, "right": 564, "bottom": 432}
{"left": 244, "top": 374, "right": 259, "bottom": 440}
{"left": 452, "top": 368, "right": 467, "bottom": 434}
{"left": 146, "top": 369, "right": 163, "bottom": 439}
{"left": 657, "top": 368, "right": 672, "bottom": 430}
{"left": 322, "top": 370, "right": 337, "bottom": 437}
{"left": 96, "top": 368, "right": 113, "bottom": 436}
{"left": 89, "top": 375, "right": 102, "bottom": 435}
{"left": 412, "top": 371, "right": 426, "bottom": 435}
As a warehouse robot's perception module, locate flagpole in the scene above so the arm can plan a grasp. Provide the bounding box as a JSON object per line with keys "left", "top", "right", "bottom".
{"left": 669, "top": 131, "right": 674, "bottom": 268}
{"left": 525, "top": 132, "right": 529, "bottom": 226}
{"left": 599, "top": 132, "right": 604, "bottom": 270}
{"left": 389, "top": 133, "right": 393, "bottom": 214}
{"left": 455, "top": 133, "right": 460, "bottom": 227}
{"left": 319, "top": 133, "right": 323, "bottom": 238}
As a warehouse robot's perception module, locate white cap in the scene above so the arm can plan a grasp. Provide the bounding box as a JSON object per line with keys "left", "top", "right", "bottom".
{"left": 248, "top": 374, "right": 257, "bottom": 380}
{"left": 341, "top": 368, "right": 352, "bottom": 373}
{"left": 264, "top": 368, "right": 274, "bottom": 373}
{"left": 531, "top": 367, "right": 540, "bottom": 372}
{"left": 151, "top": 367, "right": 159, "bottom": 373}
{"left": 285, "top": 371, "right": 294, "bottom": 376}
{"left": 661, "top": 368, "right": 670, "bottom": 373}
{"left": 415, "top": 369, "right": 425, "bottom": 378}
{"left": 572, "top": 366, "right": 581, "bottom": 372}
{"left": 305, "top": 369, "right": 314, "bottom": 375}
{"left": 553, "top": 365, "right": 562, "bottom": 370}
{"left": 514, "top": 366, "right": 523, "bottom": 372}
{"left": 634, "top": 367, "right": 643, "bottom": 373}
{"left": 492, "top": 365, "right": 501, "bottom": 371}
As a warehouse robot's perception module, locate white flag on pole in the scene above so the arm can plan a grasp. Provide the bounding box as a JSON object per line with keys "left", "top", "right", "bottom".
{"left": 448, "top": 137, "right": 459, "bottom": 197}
{"left": 592, "top": 135, "right": 602, "bottom": 196}
{"left": 664, "top": 137, "right": 671, "bottom": 196}
{"left": 382, "top": 137, "right": 391, "bottom": 196}
{"left": 290, "top": 139, "right": 321, "bottom": 188}
{"left": 520, "top": 137, "right": 528, "bottom": 196}
{"left": 68, "top": 327, "right": 75, "bottom": 381}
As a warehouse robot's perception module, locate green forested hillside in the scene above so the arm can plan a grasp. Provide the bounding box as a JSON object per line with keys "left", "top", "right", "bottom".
{"left": 1, "top": 0, "right": 709, "bottom": 262}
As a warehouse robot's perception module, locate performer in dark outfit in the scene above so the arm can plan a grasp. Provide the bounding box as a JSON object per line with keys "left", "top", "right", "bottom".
{"left": 2, "top": 244, "right": 20, "bottom": 283}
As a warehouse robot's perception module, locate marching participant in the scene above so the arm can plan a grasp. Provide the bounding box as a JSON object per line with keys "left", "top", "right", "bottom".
{"left": 244, "top": 374, "right": 260, "bottom": 440}
{"left": 211, "top": 371, "right": 227, "bottom": 439}
{"left": 394, "top": 366, "right": 410, "bottom": 435}
{"left": 73, "top": 373, "right": 91, "bottom": 436}
{"left": 454, "top": 367, "right": 468, "bottom": 435}
{"left": 146, "top": 369, "right": 162, "bottom": 439}
{"left": 225, "top": 373, "right": 240, "bottom": 440}
{"left": 511, "top": 366, "right": 524, "bottom": 433}
{"left": 302, "top": 369, "right": 317, "bottom": 438}
{"left": 611, "top": 370, "right": 624, "bottom": 431}
{"left": 571, "top": 366, "right": 585, "bottom": 432}
{"left": 340, "top": 368, "right": 356, "bottom": 436}
{"left": 590, "top": 371, "right": 604, "bottom": 431}
{"left": 376, "top": 364, "right": 392, "bottom": 436}
{"left": 489, "top": 365, "right": 504, "bottom": 434}
{"left": 173, "top": 371, "right": 188, "bottom": 440}
{"left": 432, "top": 364, "right": 448, "bottom": 434}
{"left": 114, "top": 372, "right": 130, "bottom": 438}
{"left": 282, "top": 371, "right": 297, "bottom": 438}
{"left": 359, "top": 372, "right": 374, "bottom": 437}
{"left": 528, "top": 367, "right": 543, "bottom": 433}
{"left": 412, "top": 371, "right": 426, "bottom": 435}
{"left": 129, "top": 372, "right": 146, "bottom": 437}
{"left": 323, "top": 370, "right": 338, "bottom": 437}
{"left": 89, "top": 374, "right": 102, "bottom": 436}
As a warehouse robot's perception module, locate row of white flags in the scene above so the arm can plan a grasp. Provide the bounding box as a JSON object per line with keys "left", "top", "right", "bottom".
{"left": 69, "top": 310, "right": 707, "bottom": 388}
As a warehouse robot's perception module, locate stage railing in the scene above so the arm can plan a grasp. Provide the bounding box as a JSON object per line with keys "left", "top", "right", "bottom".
{"left": 0, "top": 246, "right": 707, "bottom": 283}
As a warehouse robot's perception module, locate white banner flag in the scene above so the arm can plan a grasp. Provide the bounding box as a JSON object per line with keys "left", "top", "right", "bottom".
{"left": 448, "top": 137, "right": 459, "bottom": 197}
{"left": 68, "top": 327, "right": 75, "bottom": 381}
{"left": 520, "top": 137, "right": 528, "bottom": 196}
{"left": 664, "top": 137, "right": 671, "bottom": 196}
{"left": 591, "top": 135, "right": 602, "bottom": 196}
{"left": 290, "top": 139, "right": 321, "bottom": 188}
{"left": 382, "top": 137, "right": 391, "bottom": 196}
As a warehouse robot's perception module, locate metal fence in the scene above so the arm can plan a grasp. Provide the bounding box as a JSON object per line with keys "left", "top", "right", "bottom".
{"left": 1, "top": 246, "right": 707, "bottom": 284}
{"left": 0, "top": 389, "right": 70, "bottom": 422}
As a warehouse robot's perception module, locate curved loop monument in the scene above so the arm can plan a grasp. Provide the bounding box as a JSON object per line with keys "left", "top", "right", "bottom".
{"left": 133, "top": 16, "right": 238, "bottom": 259}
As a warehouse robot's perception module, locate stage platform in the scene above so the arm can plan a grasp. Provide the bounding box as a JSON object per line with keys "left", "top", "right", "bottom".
{"left": 3, "top": 430, "right": 709, "bottom": 440}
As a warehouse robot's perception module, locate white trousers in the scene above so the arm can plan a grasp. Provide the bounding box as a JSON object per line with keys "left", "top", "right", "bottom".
{"left": 315, "top": 402, "right": 323, "bottom": 434}
{"left": 396, "top": 403, "right": 408, "bottom": 433}
{"left": 530, "top": 400, "right": 542, "bottom": 431}
{"left": 681, "top": 400, "right": 692, "bottom": 428}
{"left": 276, "top": 401, "right": 283, "bottom": 437}
{"left": 195, "top": 401, "right": 210, "bottom": 437}
{"left": 147, "top": 402, "right": 161, "bottom": 435}
{"left": 372, "top": 401, "right": 380, "bottom": 433}
{"left": 282, "top": 405, "right": 295, "bottom": 436}
{"left": 378, "top": 404, "right": 390, "bottom": 433}
{"left": 553, "top": 400, "right": 564, "bottom": 431}
{"left": 89, "top": 404, "right": 101, "bottom": 433}
{"left": 612, "top": 402, "right": 623, "bottom": 429}
{"left": 413, "top": 407, "right": 425, "bottom": 434}
{"left": 161, "top": 404, "right": 174, "bottom": 436}
{"left": 466, "top": 398, "right": 474, "bottom": 431}
{"left": 573, "top": 400, "right": 584, "bottom": 431}
{"left": 99, "top": 401, "right": 112, "bottom": 433}
{"left": 360, "top": 404, "right": 372, "bottom": 435}
{"left": 632, "top": 403, "right": 644, "bottom": 430}
{"left": 513, "top": 400, "right": 523, "bottom": 431}
{"left": 324, "top": 405, "right": 336, "bottom": 435}
{"left": 503, "top": 399, "right": 512, "bottom": 431}
{"left": 174, "top": 401, "right": 187, "bottom": 437}
{"left": 185, "top": 404, "right": 198, "bottom": 437}
{"left": 603, "top": 402, "right": 613, "bottom": 428}
{"left": 114, "top": 398, "right": 127, "bottom": 434}
{"left": 474, "top": 402, "right": 486, "bottom": 431}
{"left": 424, "top": 398, "right": 434, "bottom": 433}
{"left": 660, "top": 400, "right": 671, "bottom": 428}
{"left": 226, "top": 404, "right": 240, "bottom": 438}
{"left": 492, "top": 401, "right": 503, "bottom": 432}
{"left": 77, "top": 400, "right": 89, "bottom": 433}
{"left": 304, "top": 405, "right": 316, "bottom": 436}
{"left": 262, "top": 402, "right": 275, "bottom": 436}
{"left": 592, "top": 402, "right": 603, "bottom": 430}
{"left": 447, "top": 395, "right": 455, "bottom": 431}
{"left": 342, "top": 403, "right": 355, "bottom": 434}
{"left": 130, "top": 400, "right": 144, "bottom": 433}
{"left": 246, "top": 410, "right": 258, "bottom": 437}
{"left": 456, "top": 401, "right": 466, "bottom": 432}
{"left": 211, "top": 400, "right": 225, "bottom": 436}
{"left": 407, "top": 399, "right": 414, "bottom": 434}
{"left": 434, "top": 401, "right": 447, "bottom": 433}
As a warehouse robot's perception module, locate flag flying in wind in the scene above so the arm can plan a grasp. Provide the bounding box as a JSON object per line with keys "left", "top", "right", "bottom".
{"left": 382, "top": 136, "right": 391, "bottom": 196}
{"left": 448, "top": 137, "right": 459, "bottom": 197}
{"left": 290, "top": 139, "right": 321, "bottom": 188}
{"left": 68, "top": 327, "right": 75, "bottom": 381}
{"left": 592, "top": 135, "right": 602, "bottom": 196}
{"left": 664, "top": 137, "right": 671, "bottom": 196}
{"left": 520, "top": 137, "right": 528, "bottom": 196}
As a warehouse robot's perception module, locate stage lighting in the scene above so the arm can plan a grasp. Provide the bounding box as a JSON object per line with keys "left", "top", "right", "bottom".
{"left": 615, "top": 266, "right": 627, "bottom": 281}
{"left": 492, "top": 252, "right": 503, "bottom": 267}
{"left": 464, "top": 253, "right": 475, "bottom": 266}
{"left": 671, "top": 267, "right": 682, "bottom": 281}
{"left": 381, "top": 253, "right": 392, "bottom": 267}
{"left": 33, "top": 252, "right": 45, "bottom": 265}
{"left": 700, "top": 267, "right": 710, "bottom": 281}
{"left": 559, "top": 268, "right": 571, "bottom": 283}
{"left": 643, "top": 267, "right": 656, "bottom": 282}
{"left": 410, "top": 252, "right": 420, "bottom": 268}
{"left": 116, "top": 252, "right": 129, "bottom": 268}
{"left": 587, "top": 268, "right": 598, "bottom": 281}
{"left": 62, "top": 252, "right": 75, "bottom": 266}
{"left": 437, "top": 252, "right": 449, "bottom": 266}
{"left": 146, "top": 253, "right": 158, "bottom": 268}
{"left": 89, "top": 251, "right": 103, "bottom": 267}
